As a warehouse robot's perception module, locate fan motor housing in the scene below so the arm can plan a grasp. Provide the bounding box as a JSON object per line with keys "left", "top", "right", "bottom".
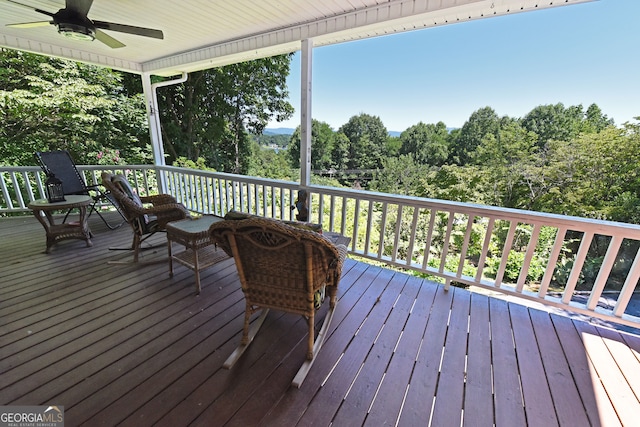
{"left": 57, "top": 22, "right": 96, "bottom": 41}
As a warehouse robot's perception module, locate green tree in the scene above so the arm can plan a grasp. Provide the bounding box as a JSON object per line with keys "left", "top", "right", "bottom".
{"left": 585, "top": 103, "right": 615, "bottom": 132}
{"left": 523, "top": 119, "right": 640, "bottom": 222}
{"left": 521, "top": 103, "right": 585, "bottom": 146}
{"left": 399, "top": 121, "right": 449, "bottom": 166}
{"left": 427, "top": 164, "right": 488, "bottom": 204}
{"left": 474, "top": 120, "right": 539, "bottom": 208}
{"left": 0, "top": 49, "right": 149, "bottom": 166}
{"left": 370, "top": 154, "right": 431, "bottom": 196}
{"left": 156, "top": 54, "right": 294, "bottom": 173}
{"left": 331, "top": 132, "right": 351, "bottom": 171}
{"left": 248, "top": 142, "right": 293, "bottom": 180}
{"left": 339, "top": 113, "right": 388, "bottom": 170}
{"left": 450, "top": 106, "right": 500, "bottom": 165}
{"left": 385, "top": 135, "right": 402, "bottom": 158}
{"left": 288, "top": 119, "right": 336, "bottom": 170}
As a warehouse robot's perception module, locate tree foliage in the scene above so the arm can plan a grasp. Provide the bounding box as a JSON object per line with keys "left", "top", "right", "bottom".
{"left": 338, "top": 113, "right": 389, "bottom": 170}
{"left": 0, "top": 49, "right": 150, "bottom": 166}
{"left": 155, "top": 54, "right": 294, "bottom": 173}
{"left": 398, "top": 121, "right": 449, "bottom": 166}
{"left": 450, "top": 106, "right": 500, "bottom": 165}
{"left": 2, "top": 47, "right": 638, "bottom": 229}
{"left": 289, "top": 119, "right": 338, "bottom": 170}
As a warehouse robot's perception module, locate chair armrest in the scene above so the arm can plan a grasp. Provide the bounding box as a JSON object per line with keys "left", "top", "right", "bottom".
{"left": 145, "top": 203, "right": 190, "bottom": 227}
{"left": 144, "top": 202, "right": 186, "bottom": 213}
{"left": 141, "top": 194, "right": 178, "bottom": 205}
{"left": 328, "top": 243, "right": 348, "bottom": 285}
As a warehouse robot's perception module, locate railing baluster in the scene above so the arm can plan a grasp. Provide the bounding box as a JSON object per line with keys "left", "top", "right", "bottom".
{"left": 11, "top": 172, "right": 26, "bottom": 209}
{"left": 340, "top": 196, "right": 348, "bottom": 238}
{"left": 406, "top": 207, "right": 420, "bottom": 266}
{"left": 516, "top": 223, "right": 542, "bottom": 292}
{"left": 364, "top": 200, "right": 374, "bottom": 257}
{"left": 614, "top": 247, "right": 640, "bottom": 317}
{"left": 458, "top": 215, "right": 474, "bottom": 278}
{"left": 562, "top": 231, "right": 594, "bottom": 305}
{"left": 422, "top": 209, "right": 437, "bottom": 270}
{"left": 392, "top": 204, "right": 404, "bottom": 263}
{"left": 353, "top": 198, "right": 361, "bottom": 252}
{"left": 587, "top": 235, "right": 623, "bottom": 310}
{"left": 0, "top": 173, "right": 14, "bottom": 210}
{"left": 317, "top": 191, "right": 325, "bottom": 225}
{"left": 495, "top": 220, "right": 518, "bottom": 288}
{"left": 538, "top": 227, "right": 566, "bottom": 297}
{"left": 378, "top": 202, "right": 388, "bottom": 259}
{"left": 441, "top": 211, "right": 455, "bottom": 274}
{"left": 475, "top": 217, "right": 495, "bottom": 283}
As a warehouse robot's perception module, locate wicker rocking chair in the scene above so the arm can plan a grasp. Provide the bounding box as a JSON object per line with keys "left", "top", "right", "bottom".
{"left": 101, "top": 172, "right": 189, "bottom": 264}
{"left": 209, "top": 216, "right": 347, "bottom": 388}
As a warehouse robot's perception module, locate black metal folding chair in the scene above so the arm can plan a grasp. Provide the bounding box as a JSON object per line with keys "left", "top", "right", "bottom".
{"left": 34, "top": 150, "right": 125, "bottom": 229}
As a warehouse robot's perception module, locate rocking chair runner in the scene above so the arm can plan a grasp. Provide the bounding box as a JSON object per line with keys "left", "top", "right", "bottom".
{"left": 34, "top": 150, "right": 125, "bottom": 229}
{"left": 209, "top": 216, "right": 348, "bottom": 387}
{"left": 101, "top": 172, "right": 189, "bottom": 263}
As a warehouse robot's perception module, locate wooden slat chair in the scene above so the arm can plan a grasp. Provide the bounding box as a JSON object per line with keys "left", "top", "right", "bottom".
{"left": 101, "top": 172, "right": 189, "bottom": 263}
{"left": 209, "top": 216, "right": 348, "bottom": 387}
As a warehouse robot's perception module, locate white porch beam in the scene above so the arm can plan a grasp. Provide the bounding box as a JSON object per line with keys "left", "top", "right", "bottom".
{"left": 141, "top": 71, "right": 188, "bottom": 192}
{"left": 300, "top": 39, "right": 313, "bottom": 187}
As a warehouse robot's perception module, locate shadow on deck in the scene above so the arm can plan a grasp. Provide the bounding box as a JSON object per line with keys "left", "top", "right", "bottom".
{"left": 1, "top": 212, "right": 639, "bottom": 426}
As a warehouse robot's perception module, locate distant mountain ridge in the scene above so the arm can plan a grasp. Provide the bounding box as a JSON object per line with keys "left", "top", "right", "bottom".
{"left": 264, "top": 127, "right": 456, "bottom": 137}
{"left": 264, "top": 128, "right": 296, "bottom": 135}
{"left": 265, "top": 127, "right": 403, "bottom": 136}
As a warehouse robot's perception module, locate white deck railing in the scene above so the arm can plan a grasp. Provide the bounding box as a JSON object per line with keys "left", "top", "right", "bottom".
{"left": 3, "top": 164, "right": 640, "bottom": 329}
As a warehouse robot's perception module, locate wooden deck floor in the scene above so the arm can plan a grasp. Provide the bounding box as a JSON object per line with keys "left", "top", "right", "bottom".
{"left": 2, "top": 212, "right": 640, "bottom": 426}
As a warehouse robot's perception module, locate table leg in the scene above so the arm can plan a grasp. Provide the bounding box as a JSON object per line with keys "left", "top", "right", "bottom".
{"left": 194, "top": 248, "right": 201, "bottom": 294}
{"left": 78, "top": 205, "right": 92, "bottom": 247}
{"left": 31, "top": 209, "right": 53, "bottom": 253}
{"left": 168, "top": 239, "right": 174, "bottom": 277}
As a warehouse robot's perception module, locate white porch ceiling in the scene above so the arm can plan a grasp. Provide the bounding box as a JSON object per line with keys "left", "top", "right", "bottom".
{"left": 1, "top": 0, "right": 593, "bottom": 77}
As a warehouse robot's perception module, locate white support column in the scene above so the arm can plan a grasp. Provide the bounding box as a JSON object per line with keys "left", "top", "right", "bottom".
{"left": 141, "top": 71, "right": 188, "bottom": 193}
{"left": 141, "top": 72, "right": 165, "bottom": 168}
{"left": 300, "top": 39, "right": 313, "bottom": 187}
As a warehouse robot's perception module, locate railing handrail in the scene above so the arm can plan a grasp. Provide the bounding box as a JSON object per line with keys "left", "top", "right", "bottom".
{"left": 3, "top": 164, "right": 639, "bottom": 330}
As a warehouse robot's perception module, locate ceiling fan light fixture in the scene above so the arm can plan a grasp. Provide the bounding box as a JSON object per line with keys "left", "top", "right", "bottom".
{"left": 57, "top": 22, "right": 95, "bottom": 41}
{"left": 8, "top": 0, "right": 162, "bottom": 48}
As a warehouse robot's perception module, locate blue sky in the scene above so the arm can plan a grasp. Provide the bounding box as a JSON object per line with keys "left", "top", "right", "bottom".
{"left": 269, "top": 0, "right": 639, "bottom": 132}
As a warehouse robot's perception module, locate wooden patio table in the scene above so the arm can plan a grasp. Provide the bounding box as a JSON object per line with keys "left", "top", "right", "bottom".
{"left": 28, "top": 194, "right": 93, "bottom": 253}
{"left": 166, "top": 215, "right": 229, "bottom": 294}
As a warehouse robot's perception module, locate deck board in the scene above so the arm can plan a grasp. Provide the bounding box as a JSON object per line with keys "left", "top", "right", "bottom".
{"left": 430, "top": 287, "right": 470, "bottom": 427}
{"left": 364, "top": 275, "right": 436, "bottom": 427}
{"left": 510, "top": 302, "right": 559, "bottom": 427}
{"left": 396, "top": 283, "right": 453, "bottom": 426}
{"left": 529, "top": 309, "right": 590, "bottom": 426}
{"left": 463, "top": 292, "right": 494, "bottom": 427}
{"left": 1, "top": 213, "right": 639, "bottom": 426}
{"left": 330, "top": 273, "right": 413, "bottom": 427}
{"left": 490, "top": 296, "right": 527, "bottom": 427}
{"left": 572, "top": 321, "right": 640, "bottom": 427}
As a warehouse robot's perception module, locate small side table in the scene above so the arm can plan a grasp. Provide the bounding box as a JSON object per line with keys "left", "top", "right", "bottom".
{"left": 166, "top": 215, "right": 229, "bottom": 294}
{"left": 28, "top": 195, "right": 93, "bottom": 253}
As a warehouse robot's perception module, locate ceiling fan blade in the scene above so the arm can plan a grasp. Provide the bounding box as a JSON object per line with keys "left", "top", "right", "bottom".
{"left": 6, "top": 21, "right": 51, "bottom": 28}
{"left": 5, "top": 0, "right": 54, "bottom": 17}
{"left": 95, "top": 29, "right": 125, "bottom": 48}
{"left": 93, "top": 21, "right": 164, "bottom": 39}
{"left": 66, "top": 0, "right": 94, "bottom": 16}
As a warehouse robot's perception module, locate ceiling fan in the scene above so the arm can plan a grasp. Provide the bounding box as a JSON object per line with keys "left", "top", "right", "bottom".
{"left": 5, "top": 0, "right": 164, "bottom": 48}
